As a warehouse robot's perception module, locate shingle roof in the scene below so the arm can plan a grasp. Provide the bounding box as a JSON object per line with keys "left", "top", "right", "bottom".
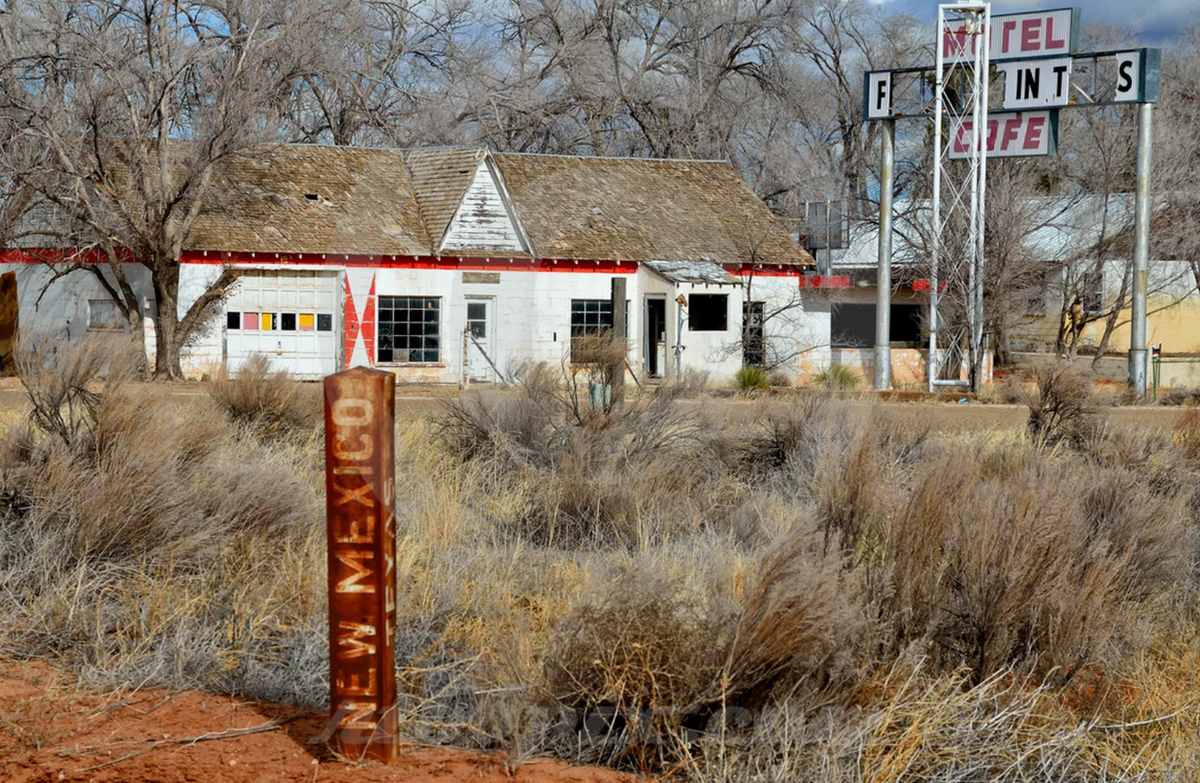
{"left": 13, "top": 143, "right": 812, "bottom": 267}
{"left": 493, "top": 153, "right": 812, "bottom": 267}
{"left": 188, "top": 146, "right": 431, "bottom": 256}
{"left": 401, "top": 146, "right": 488, "bottom": 250}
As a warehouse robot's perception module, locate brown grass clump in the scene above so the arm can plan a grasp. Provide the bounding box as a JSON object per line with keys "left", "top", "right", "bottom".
{"left": 208, "top": 353, "right": 321, "bottom": 436}
{"left": 547, "top": 559, "right": 737, "bottom": 768}
{"left": 721, "top": 525, "right": 861, "bottom": 708}
{"left": 884, "top": 445, "right": 1192, "bottom": 684}
{"left": 1011, "top": 360, "right": 1101, "bottom": 446}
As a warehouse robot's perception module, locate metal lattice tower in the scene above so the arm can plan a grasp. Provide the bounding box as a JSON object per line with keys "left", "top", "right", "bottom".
{"left": 930, "top": 2, "right": 990, "bottom": 391}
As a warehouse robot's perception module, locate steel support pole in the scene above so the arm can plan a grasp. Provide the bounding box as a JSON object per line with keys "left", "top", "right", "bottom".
{"left": 1129, "top": 102, "right": 1153, "bottom": 399}
{"left": 324, "top": 368, "right": 398, "bottom": 763}
{"left": 874, "top": 120, "right": 895, "bottom": 391}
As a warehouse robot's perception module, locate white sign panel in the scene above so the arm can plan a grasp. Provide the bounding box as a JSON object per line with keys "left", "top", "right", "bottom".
{"left": 949, "top": 111, "right": 1058, "bottom": 159}
{"left": 943, "top": 8, "right": 1078, "bottom": 63}
{"left": 998, "top": 58, "right": 1072, "bottom": 109}
{"left": 865, "top": 72, "right": 893, "bottom": 119}
{"left": 1114, "top": 50, "right": 1140, "bottom": 102}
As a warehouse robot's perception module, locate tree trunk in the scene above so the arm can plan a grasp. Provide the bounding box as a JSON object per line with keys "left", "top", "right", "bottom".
{"left": 151, "top": 268, "right": 184, "bottom": 379}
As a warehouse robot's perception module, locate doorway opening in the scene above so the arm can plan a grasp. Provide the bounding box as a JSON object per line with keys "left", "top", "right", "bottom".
{"left": 645, "top": 297, "right": 666, "bottom": 377}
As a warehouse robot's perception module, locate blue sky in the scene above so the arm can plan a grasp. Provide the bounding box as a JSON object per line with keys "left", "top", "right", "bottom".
{"left": 874, "top": 0, "right": 1199, "bottom": 43}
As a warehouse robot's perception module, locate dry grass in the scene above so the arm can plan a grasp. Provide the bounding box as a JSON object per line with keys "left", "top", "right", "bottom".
{"left": 207, "top": 353, "right": 321, "bottom": 436}
{"left": 0, "top": 350, "right": 1198, "bottom": 780}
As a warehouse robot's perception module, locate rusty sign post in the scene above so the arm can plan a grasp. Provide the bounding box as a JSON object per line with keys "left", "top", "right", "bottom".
{"left": 325, "top": 367, "right": 397, "bottom": 762}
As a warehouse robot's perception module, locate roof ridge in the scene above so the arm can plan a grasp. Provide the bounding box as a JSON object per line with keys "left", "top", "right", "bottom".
{"left": 492, "top": 150, "right": 730, "bottom": 164}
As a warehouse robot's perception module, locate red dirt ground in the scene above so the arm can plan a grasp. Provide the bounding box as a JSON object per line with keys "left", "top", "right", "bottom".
{"left": 0, "top": 661, "right": 630, "bottom": 783}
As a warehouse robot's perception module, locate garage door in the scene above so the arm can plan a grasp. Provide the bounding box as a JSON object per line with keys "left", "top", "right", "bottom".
{"left": 224, "top": 270, "right": 339, "bottom": 379}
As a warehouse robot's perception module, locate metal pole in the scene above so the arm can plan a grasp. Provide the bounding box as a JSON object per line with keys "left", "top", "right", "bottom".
{"left": 1129, "top": 101, "right": 1153, "bottom": 399}
{"left": 973, "top": 3, "right": 991, "bottom": 391}
{"left": 674, "top": 296, "right": 685, "bottom": 378}
{"left": 874, "top": 120, "right": 895, "bottom": 391}
{"left": 611, "top": 277, "right": 627, "bottom": 407}
{"left": 929, "top": 5, "right": 945, "bottom": 392}
{"left": 324, "top": 368, "right": 398, "bottom": 763}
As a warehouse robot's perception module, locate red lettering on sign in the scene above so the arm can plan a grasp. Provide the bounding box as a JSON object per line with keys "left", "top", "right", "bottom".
{"left": 1001, "top": 20, "right": 1017, "bottom": 54}
{"left": 1021, "top": 18, "right": 1041, "bottom": 52}
{"left": 1046, "top": 16, "right": 1065, "bottom": 48}
{"left": 954, "top": 120, "right": 972, "bottom": 154}
{"left": 943, "top": 26, "right": 971, "bottom": 58}
{"left": 1000, "top": 118, "right": 1022, "bottom": 151}
{"left": 1023, "top": 116, "right": 1046, "bottom": 150}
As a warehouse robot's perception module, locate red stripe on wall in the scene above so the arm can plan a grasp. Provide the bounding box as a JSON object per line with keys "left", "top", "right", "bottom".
{"left": 179, "top": 251, "right": 639, "bottom": 273}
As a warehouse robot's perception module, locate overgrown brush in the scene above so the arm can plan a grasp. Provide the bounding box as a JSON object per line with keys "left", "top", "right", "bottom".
{"left": 733, "top": 366, "right": 769, "bottom": 393}
{"left": 1011, "top": 360, "right": 1101, "bottom": 445}
{"left": 208, "top": 353, "right": 321, "bottom": 436}
{"left": 0, "top": 340, "right": 1197, "bottom": 781}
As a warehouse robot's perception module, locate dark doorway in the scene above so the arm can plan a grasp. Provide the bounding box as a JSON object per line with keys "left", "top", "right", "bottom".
{"left": 743, "top": 301, "right": 765, "bottom": 366}
{"left": 646, "top": 298, "right": 666, "bottom": 377}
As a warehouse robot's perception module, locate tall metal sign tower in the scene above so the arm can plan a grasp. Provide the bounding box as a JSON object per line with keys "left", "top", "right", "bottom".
{"left": 864, "top": 5, "right": 1159, "bottom": 396}
{"left": 931, "top": 2, "right": 990, "bottom": 391}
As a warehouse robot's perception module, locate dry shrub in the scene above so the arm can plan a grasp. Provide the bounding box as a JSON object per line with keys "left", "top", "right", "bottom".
{"left": 1174, "top": 409, "right": 1200, "bottom": 461}
{"left": 1011, "top": 360, "right": 1101, "bottom": 445}
{"left": 208, "top": 353, "right": 321, "bottom": 435}
{"left": 885, "top": 446, "right": 1193, "bottom": 683}
{"left": 722, "top": 525, "right": 862, "bottom": 708}
{"left": 547, "top": 559, "right": 737, "bottom": 768}
{"left": 436, "top": 365, "right": 720, "bottom": 548}
{"left": 15, "top": 332, "right": 139, "bottom": 448}
{"left": 725, "top": 394, "right": 829, "bottom": 478}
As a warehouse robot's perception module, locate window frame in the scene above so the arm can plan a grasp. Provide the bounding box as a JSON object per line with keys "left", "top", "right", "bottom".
{"left": 376, "top": 296, "right": 442, "bottom": 365}
{"left": 87, "top": 299, "right": 126, "bottom": 332}
{"left": 687, "top": 293, "right": 729, "bottom": 332}
{"left": 569, "top": 298, "right": 614, "bottom": 364}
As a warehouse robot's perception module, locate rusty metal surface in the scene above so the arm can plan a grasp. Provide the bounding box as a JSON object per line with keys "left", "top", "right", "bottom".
{"left": 324, "top": 367, "right": 397, "bottom": 762}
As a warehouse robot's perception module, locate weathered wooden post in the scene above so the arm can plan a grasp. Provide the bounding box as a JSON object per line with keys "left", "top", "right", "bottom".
{"left": 610, "top": 277, "right": 627, "bottom": 408}
{"left": 324, "top": 367, "right": 397, "bottom": 762}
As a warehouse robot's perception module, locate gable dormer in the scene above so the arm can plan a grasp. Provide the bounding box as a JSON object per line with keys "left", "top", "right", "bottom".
{"left": 440, "top": 154, "right": 531, "bottom": 255}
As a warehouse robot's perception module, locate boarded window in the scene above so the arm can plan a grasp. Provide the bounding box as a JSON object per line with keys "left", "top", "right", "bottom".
{"left": 688, "top": 294, "right": 728, "bottom": 331}
{"left": 87, "top": 300, "right": 125, "bottom": 331}
{"left": 378, "top": 296, "right": 440, "bottom": 363}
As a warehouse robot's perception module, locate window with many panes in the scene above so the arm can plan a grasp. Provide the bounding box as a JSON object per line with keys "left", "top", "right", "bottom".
{"left": 378, "top": 296, "right": 440, "bottom": 363}
{"left": 569, "top": 299, "right": 613, "bottom": 363}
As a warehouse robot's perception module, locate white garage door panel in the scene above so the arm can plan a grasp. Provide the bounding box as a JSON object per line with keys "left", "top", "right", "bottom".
{"left": 225, "top": 270, "right": 339, "bottom": 380}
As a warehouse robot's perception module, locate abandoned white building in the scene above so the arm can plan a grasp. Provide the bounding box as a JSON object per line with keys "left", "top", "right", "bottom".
{"left": 4, "top": 145, "right": 862, "bottom": 384}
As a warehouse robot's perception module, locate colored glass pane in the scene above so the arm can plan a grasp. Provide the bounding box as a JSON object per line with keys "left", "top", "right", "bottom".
{"left": 243, "top": 312, "right": 259, "bottom": 330}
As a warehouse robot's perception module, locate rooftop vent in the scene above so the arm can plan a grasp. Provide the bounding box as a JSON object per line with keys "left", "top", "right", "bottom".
{"left": 304, "top": 193, "right": 320, "bottom": 202}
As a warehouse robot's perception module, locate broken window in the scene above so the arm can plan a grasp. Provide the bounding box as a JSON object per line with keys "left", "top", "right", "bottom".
{"left": 87, "top": 300, "right": 125, "bottom": 331}
{"left": 831, "top": 303, "right": 924, "bottom": 349}
{"left": 378, "top": 296, "right": 440, "bottom": 363}
{"left": 688, "top": 294, "right": 728, "bottom": 331}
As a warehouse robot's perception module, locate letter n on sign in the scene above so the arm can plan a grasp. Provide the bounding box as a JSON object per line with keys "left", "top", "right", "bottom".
{"left": 325, "top": 367, "right": 397, "bottom": 762}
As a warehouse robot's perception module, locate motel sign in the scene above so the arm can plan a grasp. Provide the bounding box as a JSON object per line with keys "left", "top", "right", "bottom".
{"left": 862, "top": 3, "right": 1163, "bottom": 398}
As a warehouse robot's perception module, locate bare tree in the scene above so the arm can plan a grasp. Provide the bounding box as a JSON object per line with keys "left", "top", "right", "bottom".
{"left": 0, "top": 0, "right": 325, "bottom": 377}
